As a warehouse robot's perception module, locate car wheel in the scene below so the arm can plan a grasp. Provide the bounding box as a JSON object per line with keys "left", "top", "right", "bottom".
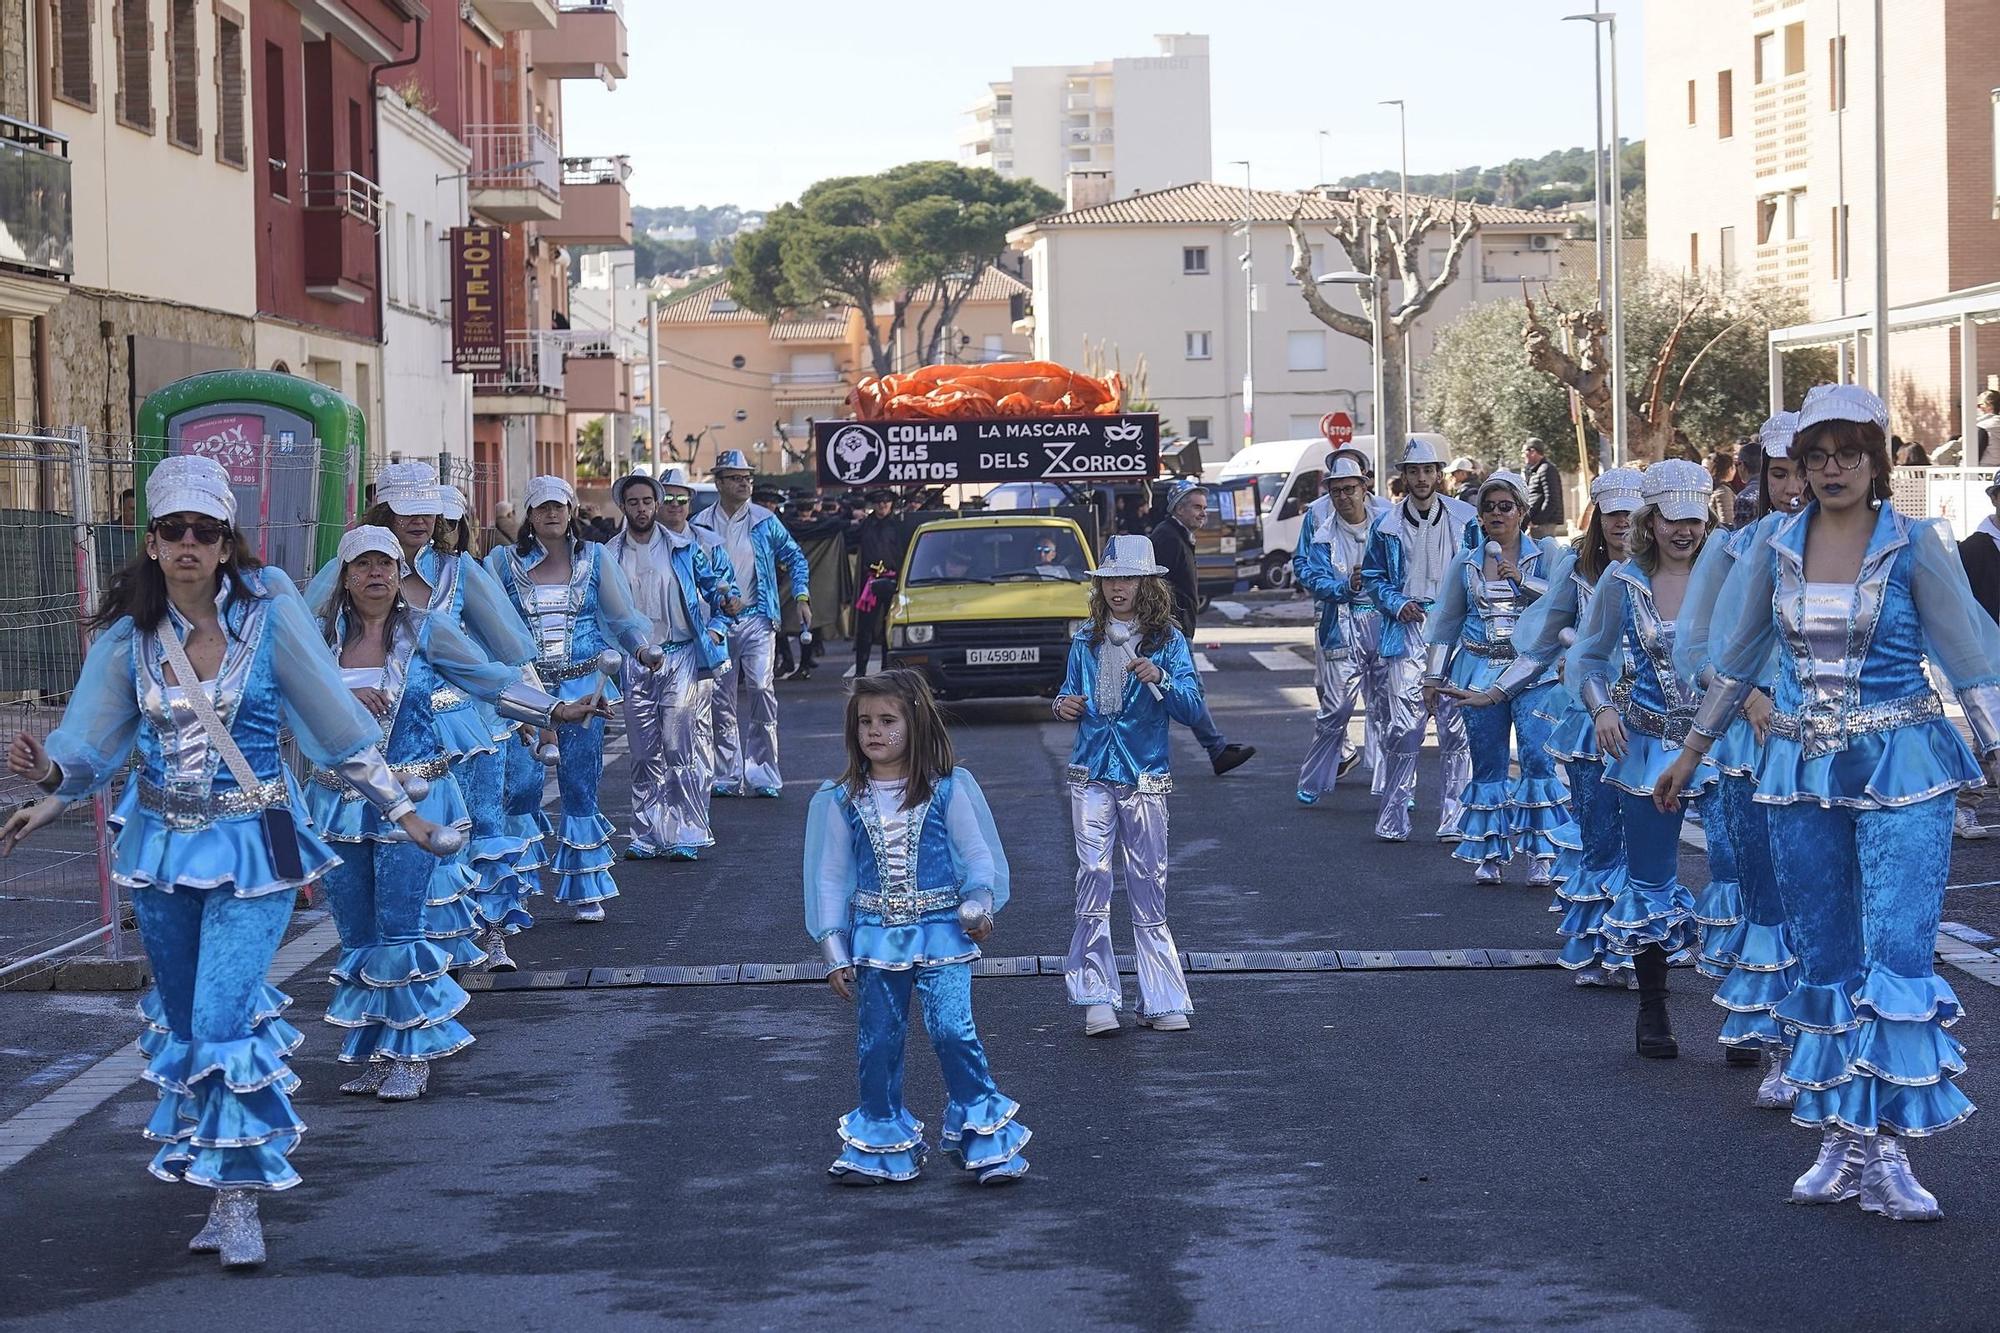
{"left": 1260, "top": 552, "right": 1293, "bottom": 591}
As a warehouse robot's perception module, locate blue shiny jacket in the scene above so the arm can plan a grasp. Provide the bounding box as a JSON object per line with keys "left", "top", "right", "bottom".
{"left": 1058, "top": 624, "right": 1205, "bottom": 787}
{"left": 1294, "top": 499, "right": 1378, "bottom": 654}
{"left": 1426, "top": 531, "right": 1563, "bottom": 690}
{"left": 690, "top": 501, "right": 810, "bottom": 625}
{"left": 604, "top": 525, "right": 735, "bottom": 675}
{"left": 1359, "top": 495, "right": 1479, "bottom": 659}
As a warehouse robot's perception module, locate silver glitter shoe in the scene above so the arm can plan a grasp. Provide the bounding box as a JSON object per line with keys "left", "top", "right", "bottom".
{"left": 188, "top": 1193, "right": 226, "bottom": 1253}
{"left": 339, "top": 1062, "right": 390, "bottom": 1095}
{"left": 1527, "top": 856, "right": 1555, "bottom": 888}
{"left": 573, "top": 903, "right": 606, "bottom": 923}
{"left": 1572, "top": 967, "right": 1612, "bottom": 988}
{"left": 1753, "top": 1047, "right": 1797, "bottom": 1109}
{"left": 1082, "top": 1004, "right": 1120, "bottom": 1037}
{"left": 376, "top": 1059, "right": 430, "bottom": 1102}
{"left": 483, "top": 929, "right": 516, "bottom": 973}
{"left": 1473, "top": 859, "right": 1503, "bottom": 885}
{"left": 213, "top": 1189, "right": 266, "bottom": 1269}
{"left": 1859, "top": 1135, "right": 1942, "bottom": 1222}
{"left": 1789, "top": 1128, "right": 1865, "bottom": 1205}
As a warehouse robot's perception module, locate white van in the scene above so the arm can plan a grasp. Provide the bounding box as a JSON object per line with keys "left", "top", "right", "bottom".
{"left": 1215, "top": 432, "right": 1452, "bottom": 588}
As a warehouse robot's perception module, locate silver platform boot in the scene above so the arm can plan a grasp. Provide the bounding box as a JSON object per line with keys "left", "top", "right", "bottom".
{"left": 377, "top": 1058, "right": 431, "bottom": 1102}
{"left": 483, "top": 928, "right": 517, "bottom": 973}
{"left": 1789, "top": 1128, "right": 1865, "bottom": 1204}
{"left": 1753, "top": 1047, "right": 1797, "bottom": 1109}
{"left": 188, "top": 1192, "right": 226, "bottom": 1253}
{"left": 1859, "top": 1135, "right": 1942, "bottom": 1222}
{"left": 212, "top": 1189, "right": 266, "bottom": 1269}
{"left": 339, "top": 1062, "right": 390, "bottom": 1096}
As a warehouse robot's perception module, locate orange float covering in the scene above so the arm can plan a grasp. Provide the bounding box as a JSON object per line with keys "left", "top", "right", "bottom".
{"left": 848, "top": 361, "right": 1127, "bottom": 420}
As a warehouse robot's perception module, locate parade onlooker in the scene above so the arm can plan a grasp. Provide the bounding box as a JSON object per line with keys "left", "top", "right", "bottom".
{"left": 1448, "top": 456, "right": 1482, "bottom": 506}
{"left": 1149, "top": 481, "right": 1255, "bottom": 776}
{"left": 1959, "top": 470, "right": 2000, "bottom": 624}
{"left": 1707, "top": 448, "right": 1740, "bottom": 530}
{"left": 1732, "top": 437, "right": 1765, "bottom": 529}
{"left": 487, "top": 500, "right": 520, "bottom": 552}
{"left": 851, "top": 488, "right": 904, "bottom": 677}
{"left": 1522, "top": 438, "right": 1566, "bottom": 539}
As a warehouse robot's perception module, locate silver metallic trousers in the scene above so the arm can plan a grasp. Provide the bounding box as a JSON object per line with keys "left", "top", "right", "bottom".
{"left": 1299, "top": 612, "right": 1391, "bottom": 798}
{"left": 620, "top": 641, "right": 713, "bottom": 852}
{"left": 711, "top": 615, "right": 781, "bottom": 793}
{"left": 1375, "top": 648, "right": 1469, "bottom": 840}
{"left": 1063, "top": 781, "right": 1193, "bottom": 1017}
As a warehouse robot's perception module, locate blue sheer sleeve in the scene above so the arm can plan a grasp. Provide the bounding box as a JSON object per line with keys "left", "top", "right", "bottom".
{"left": 1565, "top": 564, "right": 1629, "bottom": 694}
{"left": 423, "top": 611, "right": 537, "bottom": 704}
{"left": 1674, "top": 532, "right": 1738, "bottom": 683}
{"left": 301, "top": 560, "right": 340, "bottom": 618}
{"left": 944, "top": 769, "right": 1010, "bottom": 914}
{"left": 591, "top": 547, "right": 655, "bottom": 655}
{"left": 1707, "top": 524, "right": 1781, "bottom": 687}
{"left": 1422, "top": 553, "right": 1473, "bottom": 653}
{"left": 457, "top": 557, "right": 536, "bottom": 666}
{"left": 43, "top": 620, "right": 142, "bottom": 801}
{"left": 1511, "top": 548, "right": 1581, "bottom": 664}
{"left": 803, "top": 783, "right": 855, "bottom": 942}
{"left": 262, "top": 569, "right": 393, "bottom": 767}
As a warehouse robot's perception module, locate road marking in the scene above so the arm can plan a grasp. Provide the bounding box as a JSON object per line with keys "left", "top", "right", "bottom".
{"left": 1192, "top": 652, "right": 1216, "bottom": 673}
{"left": 1250, "top": 649, "right": 1312, "bottom": 672}
{"left": 1210, "top": 600, "right": 1250, "bottom": 621}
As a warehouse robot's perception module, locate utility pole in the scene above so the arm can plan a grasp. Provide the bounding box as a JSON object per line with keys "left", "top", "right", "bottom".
{"left": 1230, "top": 159, "right": 1254, "bottom": 450}
{"left": 1381, "top": 98, "right": 1413, "bottom": 440}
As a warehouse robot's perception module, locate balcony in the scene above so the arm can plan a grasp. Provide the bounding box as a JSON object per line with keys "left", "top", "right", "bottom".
{"left": 301, "top": 169, "right": 381, "bottom": 305}
{"left": 539, "top": 157, "right": 632, "bottom": 246}
{"left": 467, "top": 0, "right": 558, "bottom": 33}
{"left": 771, "top": 369, "right": 848, "bottom": 402}
{"left": 471, "top": 331, "right": 566, "bottom": 415}
{"left": 0, "top": 115, "right": 74, "bottom": 314}
{"left": 532, "top": 0, "right": 627, "bottom": 86}
{"left": 466, "top": 123, "right": 562, "bottom": 223}
{"left": 563, "top": 350, "right": 632, "bottom": 414}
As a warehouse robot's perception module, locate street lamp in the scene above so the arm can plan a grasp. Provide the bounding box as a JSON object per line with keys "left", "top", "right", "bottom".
{"left": 1316, "top": 270, "right": 1389, "bottom": 498}
{"left": 1565, "top": 12, "right": 1625, "bottom": 465}
{"left": 1316, "top": 129, "right": 1330, "bottom": 186}
{"left": 682, "top": 423, "right": 725, "bottom": 468}
{"left": 1379, "top": 99, "right": 1414, "bottom": 441}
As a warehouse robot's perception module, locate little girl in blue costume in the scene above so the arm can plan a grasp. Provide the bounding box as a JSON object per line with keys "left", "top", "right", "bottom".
{"left": 804, "top": 669, "right": 1030, "bottom": 1185}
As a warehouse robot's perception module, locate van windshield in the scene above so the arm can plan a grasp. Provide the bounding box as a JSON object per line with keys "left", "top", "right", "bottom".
{"left": 906, "top": 527, "right": 1090, "bottom": 585}
{"left": 1253, "top": 473, "right": 1286, "bottom": 513}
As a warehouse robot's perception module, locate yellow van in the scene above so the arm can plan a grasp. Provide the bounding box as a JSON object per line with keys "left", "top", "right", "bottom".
{"left": 885, "top": 515, "right": 1094, "bottom": 699}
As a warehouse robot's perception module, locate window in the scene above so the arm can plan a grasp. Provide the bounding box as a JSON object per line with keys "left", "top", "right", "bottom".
{"left": 1784, "top": 187, "right": 1805, "bottom": 241}
{"left": 1719, "top": 226, "right": 1736, "bottom": 281}
{"left": 1717, "top": 70, "right": 1734, "bottom": 138}
{"left": 262, "top": 41, "right": 286, "bottom": 198}
{"left": 1831, "top": 204, "right": 1850, "bottom": 279}
{"left": 1753, "top": 31, "right": 1775, "bottom": 84}
{"left": 1829, "top": 36, "right": 1847, "bottom": 111}
{"left": 166, "top": 0, "right": 199, "bottom": 150}
{"left": 1286, "top": 330, "right": 1325, "bottom": 372}
{"left": 1185, "top": 331, "right": 1212, "bottom": 360}
{"left": 1784, "top": 22, "right": 1806, "bottom": 77}
{"left": 116, "top": 0, "right": 156, "bottom": 132}
{"left": 405, "top": 213, "right": 419, "bottom": 309}
{"left": 53, "top": 0, "right": 95, "bottom": 110}
{"left": 1186, "top": 416, "right": 1212, "bottom": 442}
{"left": 1182, "top": 246, "right": 1209, "bottom": 275}
{"left": 423, "top": 222, "right": 436, "bottom": 312}
{"left": 1687, "top": 79, "right": 1697, "bottom": 126}
{"left": 1689, "top": 232, "right": 1700, "bottom": 271}
{"left": 214, "top": 8, "right": 246, "bottom": 167}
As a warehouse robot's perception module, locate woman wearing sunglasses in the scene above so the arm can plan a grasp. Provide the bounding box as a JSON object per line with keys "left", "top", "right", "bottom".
{"left": 1658, "top": 383, "right": 2000, "bottom": 1221}
{"left": 1420, "top": 471, "right": 1566, "bottom": 885}
{"left": 0, "top": 456, "right": 457, "bottom": 1267}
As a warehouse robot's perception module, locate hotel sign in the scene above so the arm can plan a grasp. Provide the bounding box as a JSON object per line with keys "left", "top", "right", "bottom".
{"left": 450, "top": 226, "right": 505, "bottom": 372}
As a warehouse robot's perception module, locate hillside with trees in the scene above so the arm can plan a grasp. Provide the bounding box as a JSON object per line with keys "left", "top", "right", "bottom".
{"left": 631, "top": 204, "right": 761, "bottom": 279}
{"left": 1340, "top": 141, "right": 1644, "bottom": 214}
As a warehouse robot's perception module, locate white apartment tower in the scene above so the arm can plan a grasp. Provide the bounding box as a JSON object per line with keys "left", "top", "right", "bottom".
{"left": 960, "top": 34, "right": 1212, "bottom": 204}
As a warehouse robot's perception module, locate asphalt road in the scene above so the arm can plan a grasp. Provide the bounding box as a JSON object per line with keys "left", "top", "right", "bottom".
{"left": 5, "top": 614, "right": 2000, "bottom": 1330}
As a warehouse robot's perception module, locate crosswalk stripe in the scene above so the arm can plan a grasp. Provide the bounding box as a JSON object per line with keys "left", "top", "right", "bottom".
{"left": 1193, "top": 652, "right": 1216, "bottom": 673}
{"left": 1250, "top": 649, "right": 1313, "bottom": 672}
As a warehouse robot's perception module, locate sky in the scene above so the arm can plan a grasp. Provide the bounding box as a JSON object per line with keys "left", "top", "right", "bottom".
{"left": 562, "top": 0, "right": 1648, "bottom": 212}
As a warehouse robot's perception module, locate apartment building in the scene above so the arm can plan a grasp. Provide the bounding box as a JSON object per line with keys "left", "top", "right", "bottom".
{"left": 566, "top": 244, "right": 641, "bottom": 481}
{"left": 1646, "top": 0, "right": 2000, "bottom": 440}
{"left": 960, "top": 33, "right": 1211, "bottom": 205}
{"left": 652, "top": 268, "right": 1034, "bottom": 477}
{"left": 1007, "top": 182, "right": 1568, "bottom": 453}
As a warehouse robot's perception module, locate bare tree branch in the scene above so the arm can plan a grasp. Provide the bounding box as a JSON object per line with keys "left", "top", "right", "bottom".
{"left": 1394, "top": 206, "right": 1476, "bottom": 330}
{"left": 1665, "top": 314, "right": 1747, "bottom": 426}
{"left": 1286, "top": 207, "right": 1372, "bottom": 342}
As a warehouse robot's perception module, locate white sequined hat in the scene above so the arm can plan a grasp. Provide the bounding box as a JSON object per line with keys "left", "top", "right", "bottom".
{"left": 1479, "top": 469, "right": 1528, "bottom": 504}
{"left": 337, "top": 524, "right": 410, "bottom": 575}
{"left": 524, "top": 475, "right": 576, "bottom": 511}
{"left": 148, "top": 454, "right": 236, "bottom": 524}
{"left": 1758, "top": 410, "right": 1801, "bottom": 460}
{"left": 1590, "top": 466, "right": 1646, "bottom": 515}
{"left": 1326, "top": 455, "right": 1367, "bottom": 482}
{"left": 1086, "top": 534, "right": 1168, "bottom": 578}
{"left": 655, "top": 465, "right": 694, "bottom": 497}
{"left": 1641, "top": 458, "right": 1712, "bottom": 523}
{"left": 376, "top": 460, "right": 444, "bottom": 516}
{"left": 1796, "top": 383, "right": 1889, "bottom": 433}
{"left": 438, "top": 484, "right": 467, "bottom": 521}
{"left": 712, "top": 449, "right": 753, "bottom": 474}
{"left": 1397, "top": 437, "right": 1446, "bottom": 469}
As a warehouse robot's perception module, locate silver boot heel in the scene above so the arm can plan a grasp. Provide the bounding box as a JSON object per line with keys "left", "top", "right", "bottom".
{"left": 1859, "top": 1135, "right": 1942, "bottom": 1222}
{"left": 214, "top": 1189, "right": 266, "bottom": 1269}
{"left": 1753, "top": 1047, "right": 1797, "bottom": 1109}
{"left": 377, "top": 1059, "right": 431, "bottom": 1102}
{"left": 1789, "top": 1128, "right": 1865, "bottom": 1204}
{"left": 188, "top": 1192, "right": 225, "bottom": 1253}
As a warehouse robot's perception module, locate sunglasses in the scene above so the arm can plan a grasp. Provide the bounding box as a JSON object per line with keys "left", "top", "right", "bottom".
{"left": 1035, "top": 544, "right": 1057, "bottom": 553}
{"left": 1479, "top": 500, "right": 1519, "bottom": 515}
{"left": 658, "top": 496, "right": 690, "bottom": 507}
{"left": 152, "top": 518, "right": 229, "bottom": 545}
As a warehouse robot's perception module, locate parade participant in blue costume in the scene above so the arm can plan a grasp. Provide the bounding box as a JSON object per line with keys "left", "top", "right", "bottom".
{"left": 606, "top": 467, "right": 734, "bottom": 861}
{"left": 1312, "top": 445, "right": 1396, "bottom": 793}
{"left": 1052, "top": 536, "right": 1207, "bottom": 1037}
{"left": 1421, "top": 470, "right": 1565, "bottom": 885}
{"left": 1659, "top": 383, "right": 2000, "bottom": 1221}
{"left": 691, "top": 449, "right": 810, "bottom": 798}
{"left": 1360, "top": 438, "right": 1478, "bottom": 842}
{"left": 0, "top": 456, "right": 454, "bottom": 1268}
{"left": 1675, "top": 412, "right": 1811, "bottom": 1102}
{"left": 308, "top": 527, "right": 588, "bottom": 1103}
{"left": 486, "top": 476, "right": 662, "bottom": 922}
{"left": 1457, "top": 467, "right": 1644, "bottom": 980}
{"left": 1293, "top": 455, "right": 1392, "bottom": 805}
{"left": 805, "top": 669, "right": 1029, "bottom": 1185}
{"left": 1568, "top": 459, "right": 1718, "bottom": 1059}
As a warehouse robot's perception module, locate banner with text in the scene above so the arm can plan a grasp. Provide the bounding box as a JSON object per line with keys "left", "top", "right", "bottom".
{"left": 814, "top": 415, "right": 1160, "bottom": 487}
{"left": 449, "top": 226, "right": 506, "bottom": 373}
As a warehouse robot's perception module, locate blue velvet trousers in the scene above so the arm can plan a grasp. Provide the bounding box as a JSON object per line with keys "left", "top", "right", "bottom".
{"left": 1454, "top": 681, "right": 1561, "bottom": 864}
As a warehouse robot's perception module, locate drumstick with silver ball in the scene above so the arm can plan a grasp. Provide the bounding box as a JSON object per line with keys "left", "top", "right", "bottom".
{"left": 1105, "top": 619, "right": 1164, "bottom": 701}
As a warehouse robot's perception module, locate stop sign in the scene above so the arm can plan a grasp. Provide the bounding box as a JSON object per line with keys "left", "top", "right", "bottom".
{"left": 1320, "top": 411, "right": 1354, "bottom": 447}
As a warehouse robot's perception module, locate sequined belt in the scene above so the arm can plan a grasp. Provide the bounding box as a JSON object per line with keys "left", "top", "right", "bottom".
{"left": 1459, "top": 638, "right": 1516, "bottom": 662}
{"left": 1624, "top": 696, "right": 1697, "bottom": 742}
{"left": 537, "top": 657, "right": 600, "bottom": 683}
{"left": 312, "top": 754, "right": 451, "bottom": 800}
{"left": 1066, "top": 765, "right": 1172, "bottom": 795}
{"left": 852, "top": 884, "right": 961, "bottom": 926}
{"left": 430, "top": 686, "right": 469, "bottom": 711}
{"left": 1768, "top": 691, "right": 1945, "bottom": 760}
{"left": 137, "top": 776, "right": 288, "bottom": 831}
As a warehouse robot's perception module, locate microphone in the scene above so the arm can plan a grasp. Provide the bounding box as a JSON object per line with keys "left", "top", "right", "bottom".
{"left": 1484, "top": 540, "right": 1503, "bottom": 561}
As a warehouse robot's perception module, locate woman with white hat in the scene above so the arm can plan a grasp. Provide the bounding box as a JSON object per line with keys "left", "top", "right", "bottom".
{"left": 1421, "top": 470, "right": 1567, "bottom": 886}
{"left": 1567, "top": 459, "right": 1719, "bottom": 1059}
{"left": 306, "top": 526, "right": 591, "bottom": 1103}
{"left": 1673, "top": 412, "right": 1810, "bottom": 1105}
{"left": 486, "top": 476, "right": 662, "bottom": 921}
{"left": 0, "top": 456, "right": 456, "bottom": 1267}
{"left": 1659, "top": 383, "right": 2000, "bottom": 1219}
{"left": 1051, "top": 535, "right": 1207, "bottom": 1036}
{"left": 1455, "top": 467, "right": 1645, "bottom": 982}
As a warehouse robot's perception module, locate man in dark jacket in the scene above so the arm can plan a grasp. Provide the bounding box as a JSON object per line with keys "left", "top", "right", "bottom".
{"left": 851, "top": 488, "right": 904, "bottom": 676}
{"left": 1522, "top": 438, "right": 1565, "bottom": 538}
{"left": 1149, "top": 481, "right": 1254, "bottom": 776}
{"left": 1960, "top": 472, "right": 2000, "bottom": 624}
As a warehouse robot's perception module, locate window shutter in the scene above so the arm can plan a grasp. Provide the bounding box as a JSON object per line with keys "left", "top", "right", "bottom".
{"left": 55, "top": 0, "right": 96, "bottom": 109}
{"left": 170, "top": 0, "right": 201, "bottom": 152}
{"left": 215, "top": 12, "right": 246, "bottom": 168}
{"left": 116, "top": 0, "right": 157, "bottom": 132}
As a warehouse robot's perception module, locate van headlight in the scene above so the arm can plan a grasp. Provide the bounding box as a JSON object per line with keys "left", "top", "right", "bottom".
{"left": 904, "top": 624, "right": 934, "bottom": 646}
{"left": 1068, "top": 619, "right": 1090, "bottom": 637}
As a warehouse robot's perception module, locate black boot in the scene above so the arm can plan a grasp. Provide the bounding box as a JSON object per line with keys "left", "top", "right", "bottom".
{"left": 1633, "top": 946, "right": 1679, "bottom": 1059}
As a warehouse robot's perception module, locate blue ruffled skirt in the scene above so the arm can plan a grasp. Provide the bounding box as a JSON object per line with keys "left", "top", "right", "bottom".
{"left": 108, "top": 780, "right": 339, "bottom": 900}
{"left": 307, "top": 769, "right": 484, "bottom": 967}
{"left": 1755, "top": 717, "right": 1982, "bottom": 809}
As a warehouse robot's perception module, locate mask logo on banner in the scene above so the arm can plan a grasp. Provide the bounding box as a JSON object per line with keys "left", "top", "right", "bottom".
{"left": 827, "top": 425, "right": 888, "bottom": 484}
{"left": 1102, "top": 421, "right": 1144, "bottom": 443}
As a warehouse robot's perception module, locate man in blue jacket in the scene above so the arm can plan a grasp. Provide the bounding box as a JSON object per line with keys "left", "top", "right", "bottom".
{"left": 692, "top": 450, "right": 811, "bottom": 797}
{"left": 1293, "top": 455, "right": 1391, "bottom": 805}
